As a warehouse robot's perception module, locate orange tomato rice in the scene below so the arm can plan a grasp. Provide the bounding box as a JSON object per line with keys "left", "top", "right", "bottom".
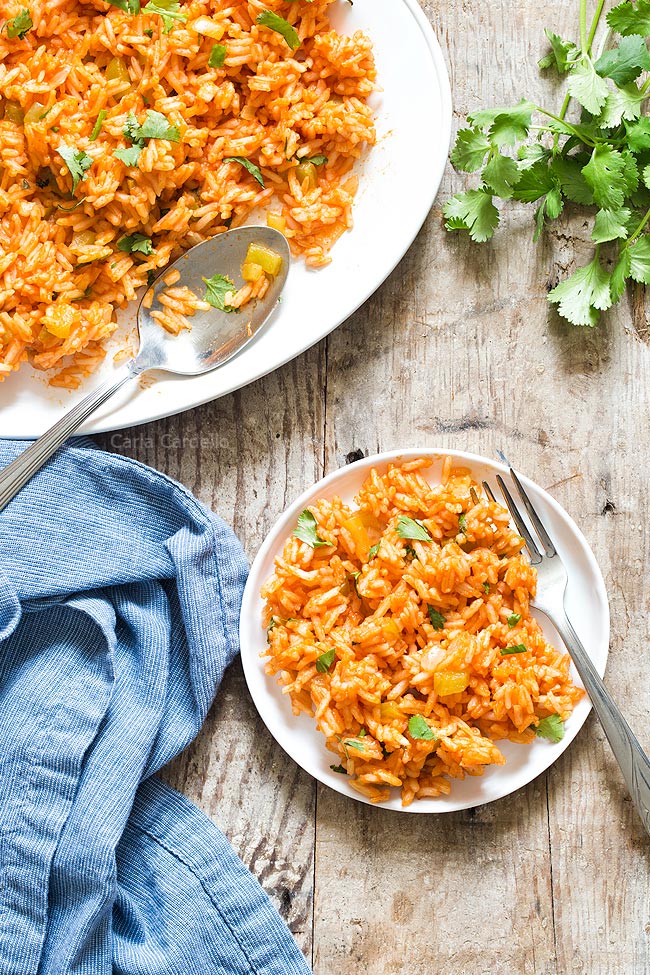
{"left": 261, "top": 457, "right": 584, "bottom": 806}
{"left": 0, "top": 0, "right": 376, "bottom": 387}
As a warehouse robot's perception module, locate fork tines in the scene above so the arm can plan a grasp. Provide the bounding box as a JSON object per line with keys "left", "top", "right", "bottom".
{"left": 482, "top": 466, "right": 556, "bottom": 566}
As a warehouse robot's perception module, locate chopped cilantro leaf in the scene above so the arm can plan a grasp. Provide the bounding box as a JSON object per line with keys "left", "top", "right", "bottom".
{"left": 458, "top": 513, "right": 468, "bottom": 533}
{"left": 124, "top": 111, "right": 143, "bottom": 144}
{"left": 344, "top": 739, "right": 365, "bottom": 751}
{"left": 427, "top": 605, "right": 446, "bottom": 630}
{"left": 535, "top": 714, "right": 565, "bottom": 742}
{"left": 202, "top": 273, "right": 236, "bottom": 311}
{"left": 292, "top": 509, "right": 329, "bottom": 548}
{"left": 142, "top": 0, "right": 187, "bottom": 33}
{"left": 507, "top": 613, "right": 521, "bottom": 628}
{"left": 256, "top": 9, "right": 300, "bottom": 50}
{"left": 6, "top": 8, "right": 32, "bottom": 39}
{"left": 117, "top": 233, "right": 154, "bottom": 255}
{"left": 107, "top": 0, "right": 141, "bottom": 11}
{"left": 208, "top": 43, "right": 226, "bottom": 68}
{"left": 224, "top": 155, "right": 265, "bottom": 187}
{"left": 315, "top": 647, "right": 335, "bottom": 673}
{"left": 501, "top": 643, "right": 528, "bottom": 655}
{"left": 396, "top": 515, "right": 432, "bottom": 542}
{"left": 368, "top": 542, "right": 380, "bottom": 559}
{"left": 114, "top": 145, "right": 142, "bottom": 166}
{"left": 330, "top": 764, "right": 346, "bottom": 774}
{"left": 483, "top": 581, "right": 491, "bottom": 594}
{"left": 56, "top": 145, "right": 93, "bottom": 194}
{"left": 139, "top": 109, "right": 180, "bottom": 142}
{"left": 308, "top": 154, "right": 328, "bottom": 165}
{"left": 408, "top": 715, "right": 436, "bottom": 741}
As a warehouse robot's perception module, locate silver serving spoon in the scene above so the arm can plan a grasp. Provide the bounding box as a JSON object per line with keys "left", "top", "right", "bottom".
{"left": 0, "top": 226, "right": 290, "bottom": 512}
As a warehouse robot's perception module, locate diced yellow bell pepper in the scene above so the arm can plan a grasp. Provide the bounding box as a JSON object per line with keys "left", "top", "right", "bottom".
{"left": 381, "top": 618, "right": 402, "bottom": 640}
{"left": 43, "top": 304, "right": 79, "bottom": 339}
{"left": 3, "top": 101, "right": 24, "bottom": 125}
{"left": 70, "top": 230, "right": 96, "bottom": 251}
{"left": 24, "top": 101, "right": 46, "bottom": 126}
{"left": 342, "top": 510, "right": 383, "bottom": 560}
{"left": 342, "top": 513, "right": 370, "bottom": 558}
{"left": 190, "top": 16, "right": 225, "bottom": 39}
{"left": 295, "top": 161, "right": 317, "bottom": 190}
{"left": 266, "top": 211, "right": 286, "bottom": 232}
{"left": 106, "top": 57, "right": 130, "bottom": 85}
{"left": 244, "top": 243, "right": 283, "bottom": 276}
{"left": 434, "top": 671, "right": 470, "bottom": 697}
{"left": 380, "top": 701, "right": 402, "bottom": 721}
{"left": 241, "top": 261, "right": 264, "bottom": 282}
{"left": 38, "top": 326, "right": 60, "bottom": 349}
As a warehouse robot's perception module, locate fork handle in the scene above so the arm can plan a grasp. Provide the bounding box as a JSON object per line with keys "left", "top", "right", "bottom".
{"left": 556, "top": 612, "right": 650, "bottom": 836}
{"left": 0, "top": 367, "right": 136, "bottom": 514}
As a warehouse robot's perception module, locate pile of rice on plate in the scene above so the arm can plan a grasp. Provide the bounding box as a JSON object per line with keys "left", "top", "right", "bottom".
{"left": 0, "top": 0, "right": 376, "bottom": 387}
{"left": 261, "top": 457, "right": 584, "bottom": 806}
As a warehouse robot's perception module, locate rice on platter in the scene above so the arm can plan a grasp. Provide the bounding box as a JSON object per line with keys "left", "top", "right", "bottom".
{"left": 0, "top": 0, "right": 376, "bottom": 387}
{"left": 261, "top": 457, "right": 584, "bottom": 806}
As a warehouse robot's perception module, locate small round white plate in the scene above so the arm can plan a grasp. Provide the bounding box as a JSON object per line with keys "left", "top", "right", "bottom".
{"left": 2, "top": 0, "right": 452, "bottom": 438}
{"left": 240, "top": 449, "right": 610, "bottom": 813}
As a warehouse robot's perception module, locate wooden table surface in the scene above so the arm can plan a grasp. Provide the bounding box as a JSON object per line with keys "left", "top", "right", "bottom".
{"left": 98, "top": 2, "right": 650, "bottom": 972}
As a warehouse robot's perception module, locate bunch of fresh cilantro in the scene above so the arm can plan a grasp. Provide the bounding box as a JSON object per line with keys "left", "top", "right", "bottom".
{"left": 444, "top": 0, "right": 650, "bottom": 326}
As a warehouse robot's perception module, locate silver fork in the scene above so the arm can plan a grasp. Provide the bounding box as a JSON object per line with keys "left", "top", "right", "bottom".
{"left": 484, "top": 467, "right": 650, "bottom": 837}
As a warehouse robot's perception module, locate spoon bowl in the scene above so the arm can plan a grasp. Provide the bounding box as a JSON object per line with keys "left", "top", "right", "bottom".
{"left": 0, "top": 226, "right": 290, "bottom": 512}
{"left": 135, "top": 226, "right": 291, "bottom": 375}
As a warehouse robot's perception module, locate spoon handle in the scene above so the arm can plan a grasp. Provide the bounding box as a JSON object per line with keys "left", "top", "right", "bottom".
{"left": 0, "top": 366, "right": 137, "bottom": 513}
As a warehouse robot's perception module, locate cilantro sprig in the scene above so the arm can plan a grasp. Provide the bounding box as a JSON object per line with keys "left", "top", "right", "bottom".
{"left": 444, "top": 0, "right": 650, "bottom": 327}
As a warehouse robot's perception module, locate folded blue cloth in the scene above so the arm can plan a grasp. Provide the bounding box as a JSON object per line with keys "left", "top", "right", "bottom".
{"left": 0, "top": 439, "right": 311, "bottom": 975}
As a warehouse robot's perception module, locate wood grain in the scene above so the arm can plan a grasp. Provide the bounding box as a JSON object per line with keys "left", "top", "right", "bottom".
{"left": 98, "top": 0, "right": 650, "bottom": 971}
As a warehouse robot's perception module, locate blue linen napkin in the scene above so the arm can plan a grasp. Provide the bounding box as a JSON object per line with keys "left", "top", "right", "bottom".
{"left": 0, "top": 439, "right": 311, "bottom": 975}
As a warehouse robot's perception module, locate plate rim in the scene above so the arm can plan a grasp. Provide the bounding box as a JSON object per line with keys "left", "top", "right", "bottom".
{"left": 5, "top": 0, "right": 452, "bottom": 439}
{"left": 239, "top": 447, "right": 610, "bottom": 814}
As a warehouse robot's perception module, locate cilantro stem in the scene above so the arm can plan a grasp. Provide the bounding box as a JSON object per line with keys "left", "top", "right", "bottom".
{"left": 552, "top": 92, "right": 572, "bottom": 153}
{"left": 627, "top": 208, "right": 650, "bottom": 245}
{"left": 586, "top": 0, "right": 605, "bottom": 53}
{"left": 579, "top": 0, "right": 588, "bottom": 54}
{"left": 535, "top": 106, "right": 596, "bottom": 146}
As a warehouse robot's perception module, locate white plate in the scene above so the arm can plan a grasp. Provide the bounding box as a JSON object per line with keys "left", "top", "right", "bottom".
{"left": 2, "top": 0, "right": 452, "bottom": 438}
{"left": 240, "top": 449, "right": 610, "bottom": 813}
